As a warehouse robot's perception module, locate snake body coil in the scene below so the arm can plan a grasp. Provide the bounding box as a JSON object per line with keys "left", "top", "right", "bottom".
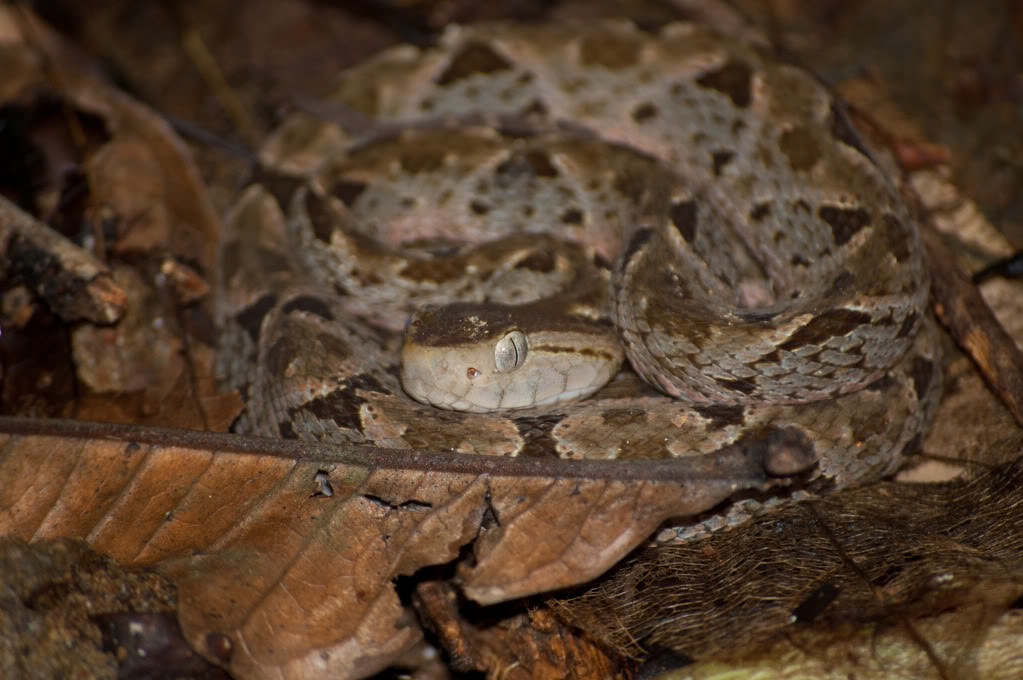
{"left": 218, "top": 21, "right": 942, "bottom": 541}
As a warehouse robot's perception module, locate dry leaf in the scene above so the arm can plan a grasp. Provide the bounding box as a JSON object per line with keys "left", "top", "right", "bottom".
{"left": 0, "top": 12, "right": 221, "bottom": 274}
{"left": 0, "top": 416, "right": 801, "bottom": 678}
{"left": 413, "top": 578, "right": 620, "bottom": 679}
{"left": 0, "top": 5, "right": 232, "bottom": 430}
{"left": 0, "top": 196, "right": 125, "bottom": 324}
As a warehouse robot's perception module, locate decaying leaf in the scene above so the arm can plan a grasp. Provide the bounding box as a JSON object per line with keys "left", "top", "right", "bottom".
{"left": 413, "top": 578, "right": 620, "bottom": 679}
{"left": 0, "top": 4, "right": 235, "bottom": 431}
{"left": 0, "top": 416, "right": 805, "bottom": 679}
{"left": 0, "top": 9, "right": 221, "bottom": 273}
{"left": 0, "top": 196, "right": 125, "bottom": 325}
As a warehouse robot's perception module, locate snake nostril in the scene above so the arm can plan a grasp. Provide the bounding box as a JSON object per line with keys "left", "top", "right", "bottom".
{"left": 467, "top": 367, "right": 481, "bottom": 379}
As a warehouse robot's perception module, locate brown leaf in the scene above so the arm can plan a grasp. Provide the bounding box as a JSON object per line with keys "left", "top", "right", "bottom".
{"left": 0, "top": 196, "right": 126, "bottom": 324}
{"left": 0, "top": 5, "right": 235, "bottom": 430}
{"left": 73, "top": 340, "right": 244, "bottom": 433}
{"left": 0, "top": 6, "right": 222, "bottom": 278}
{"left": 414, "top": 579, "right": 621, "bottom": 678}
{"left": 0, "top": 416, "right": 800, "bottom": 678}
{"left": 921, "top": 225, "right": 1023, "bottom": 428}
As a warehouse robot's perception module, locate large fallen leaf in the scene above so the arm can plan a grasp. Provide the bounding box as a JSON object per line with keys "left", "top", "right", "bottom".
{"left": 0, "top": 416, "right": 806, "bottom": 679}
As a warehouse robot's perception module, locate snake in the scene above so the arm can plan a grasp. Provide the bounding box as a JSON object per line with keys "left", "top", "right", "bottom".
{"left": 216, "top": 20, "right": 942, "bottom": 542}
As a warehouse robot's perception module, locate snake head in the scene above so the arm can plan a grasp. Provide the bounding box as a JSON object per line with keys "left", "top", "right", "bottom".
{"left": 400, "top": 302, "right": 623, "bottom": 412}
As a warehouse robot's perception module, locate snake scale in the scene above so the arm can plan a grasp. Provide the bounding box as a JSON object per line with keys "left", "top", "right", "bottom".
{"left": 217, "top": 20, "right": 942, "bottom": 542}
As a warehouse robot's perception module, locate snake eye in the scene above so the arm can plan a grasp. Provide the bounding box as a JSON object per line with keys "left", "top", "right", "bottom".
{"left": 494, "top": 330, "right": 528, "bottom": 373}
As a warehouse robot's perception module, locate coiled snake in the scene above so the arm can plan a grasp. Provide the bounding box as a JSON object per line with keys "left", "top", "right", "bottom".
{"left": 218, "top": 21, "right": 942, "bottom": 541}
